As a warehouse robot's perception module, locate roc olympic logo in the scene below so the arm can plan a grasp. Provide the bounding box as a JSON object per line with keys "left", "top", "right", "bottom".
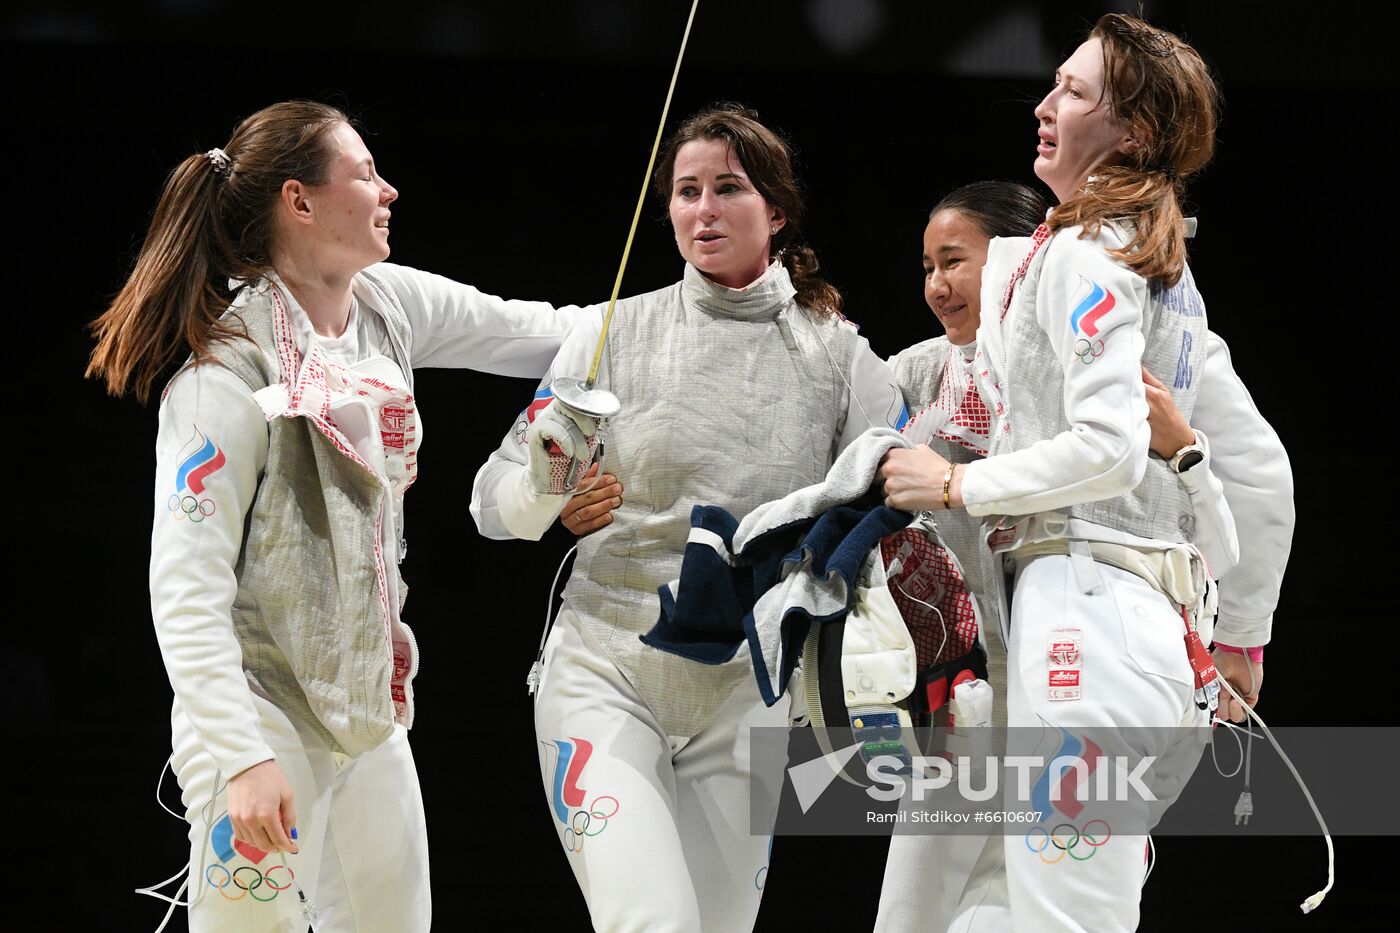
{"left": 1069, "top": 279, "right": 1116, "bottom": 338}
{"left": 169, "top": 425, "right": 225, "bottom": 522}
{"left": 514, "top": 387, "right": 555, "bottom": 445}
{"left": 1023, "top": 728, "right": 1114, "bottom": 864}
{"left": 545, "top": 737, "right": 620, "bottom": 854}
{"left": 1068, "top": 277, "right": 1116, "bottom": 365}
{"left": 204, "top": 813, "right": 295, "bottom": 902}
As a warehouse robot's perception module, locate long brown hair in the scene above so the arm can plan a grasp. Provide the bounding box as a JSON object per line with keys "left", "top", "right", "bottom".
{"left": 653, "top": 103, "right": 842, "bottom": 317}
{"left": 87, "top": 101, "right": 350, "bottom": 401}
{"left": 1048, "top": 13, "right": 1220, "bottom": 286}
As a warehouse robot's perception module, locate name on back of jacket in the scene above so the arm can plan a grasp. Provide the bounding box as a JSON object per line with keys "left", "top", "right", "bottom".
{"left": 1153, "top": 279, "right": 1205, "bottom": 318}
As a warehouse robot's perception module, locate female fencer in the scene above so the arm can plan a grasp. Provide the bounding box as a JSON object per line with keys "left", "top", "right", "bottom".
{"left": 877, "top": 14, "right": 1263, "bottom": 930}
{"left": 875, "top": 179, "right": 1290, "bottom": 931}
{"left": 89, "top": 100, "right": 580, "bottom": 931}
{"left": 470, "top": 104, "right": 907, "bottom": 931}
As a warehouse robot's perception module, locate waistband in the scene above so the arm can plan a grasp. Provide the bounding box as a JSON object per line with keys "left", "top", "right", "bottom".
{"left": 1012, "top": 537, "right": 1202, "bottom": 604}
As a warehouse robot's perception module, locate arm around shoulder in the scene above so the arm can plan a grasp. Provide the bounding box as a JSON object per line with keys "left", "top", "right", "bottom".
{"left": 368, "top": 262, "right": 588, "bottom": 377}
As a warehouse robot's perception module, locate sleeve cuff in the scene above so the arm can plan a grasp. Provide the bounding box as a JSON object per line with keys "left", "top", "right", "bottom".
{"left": 1210, "top": 610, "right": 1272, "bottom": 650}
{"left": 220, "top": 748, "right": 278, "bottom": 781}
{"left": 959, "top": 461, "right": 997, "bottom": 517}
{"left": 498, "top": 474, "right": 567, "bottom": 541}
{"left": 1173, "top": 429, "right": 1211, "bottom": 495}
{"left": 1213, "top": 642, "right": 1264, "bottom": 663}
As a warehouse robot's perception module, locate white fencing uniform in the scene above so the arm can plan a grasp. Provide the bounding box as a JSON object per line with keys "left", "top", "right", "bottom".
{"left": 877, "top": 224, "right": 1232, "bottom": 933}
{"left": 471, "top": 260, "right": 907, "bottom": 931}
{"left": 1190, "top": 333, "right": 1294, "bottom": 648}
{"left": 151, "top": 264, "right": 578, "bottom": 931}
{"left": 876, "top": 336, "right": 1005, "bottom": 933}
{"left": 876, "top": 324, "right": 1290, "bottom": 931}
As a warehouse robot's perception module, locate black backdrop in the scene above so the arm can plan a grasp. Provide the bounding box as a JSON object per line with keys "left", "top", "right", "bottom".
{"left": 7, "top": 1, "right": 1393, "bottom": 929}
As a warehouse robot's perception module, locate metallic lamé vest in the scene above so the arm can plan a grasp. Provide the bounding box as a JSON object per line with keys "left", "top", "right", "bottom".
{"left": 200, "top": 270, "right": 414, "bottom": 757}
{"left": 562, "top": 263, "right": 862, "bottom": 737}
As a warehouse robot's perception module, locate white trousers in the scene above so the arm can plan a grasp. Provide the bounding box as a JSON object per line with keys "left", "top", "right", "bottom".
{"left": 533, "top": 609, "right": 789, "bottom": 933}
{"left": 171, "top": 691, "right": 431, "bottom": 932}
{"left": 875, "top": 554, "right": 1208, "bottom": 932}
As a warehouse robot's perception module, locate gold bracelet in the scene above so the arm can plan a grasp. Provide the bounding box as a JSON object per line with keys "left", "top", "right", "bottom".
{"left": 942, "top": 465, "right": 954, "bottom": 508}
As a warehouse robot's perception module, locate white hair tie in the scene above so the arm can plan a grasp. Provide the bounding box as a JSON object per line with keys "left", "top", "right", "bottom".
{"left": 205, "top": 148, "right": 232, "bottom": 176}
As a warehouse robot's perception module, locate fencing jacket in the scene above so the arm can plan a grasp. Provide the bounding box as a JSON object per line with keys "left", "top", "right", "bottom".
{"left": 962, "top": 222, "right": 1212, "bottom": 547}
{"left": 151, "top": 263, "right": 577, "bottom": 776}
{"left": 471, "top": 261, "right": 908, "bottom": 737}
{"left": 962, "top": 226, "right": 1287, "bottom": 642}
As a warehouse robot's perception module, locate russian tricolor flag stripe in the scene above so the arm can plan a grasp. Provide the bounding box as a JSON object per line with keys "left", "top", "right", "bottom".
{"left": 525, "top": 386, "right": 554, "bottom": 424}
{"left": 549, "top": 737, "right": 593, "bottom": 823}
{"left": 174, "top": 430, "right": 226, "bottom": 494}
{"left": 1070, "top": 282, "right": 1116, "bottom": 338}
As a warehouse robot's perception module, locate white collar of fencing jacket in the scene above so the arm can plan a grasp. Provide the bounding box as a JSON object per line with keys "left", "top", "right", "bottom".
{"left": 681, "top": 258, "right": 796, "bottom": 320}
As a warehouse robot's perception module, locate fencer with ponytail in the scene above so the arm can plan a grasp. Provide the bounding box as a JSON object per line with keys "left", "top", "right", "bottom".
{"left": 87, "top": 101, "right": 350, "bottom": 401}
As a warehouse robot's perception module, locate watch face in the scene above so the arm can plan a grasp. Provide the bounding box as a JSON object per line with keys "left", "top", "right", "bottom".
{"left": 1176, "top": 449, "right": 1205, "bottom": 473}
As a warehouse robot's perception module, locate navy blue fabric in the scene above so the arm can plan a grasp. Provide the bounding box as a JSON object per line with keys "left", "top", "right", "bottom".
{"left": 641, "top": 501, "right": 912, "bottom": 706}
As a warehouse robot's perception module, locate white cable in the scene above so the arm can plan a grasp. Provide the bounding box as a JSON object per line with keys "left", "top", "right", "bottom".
{"left": 280, "top": 850, "right": 318, "bottom": 925}
{"left": 1211, "top": 653, "right": 1258, "bottom": 819}
{"left": 1143, "top": 834, "right": 1156, "bottom": 886}
{"left": 810, "top": 316, "right": 876, "bottom": 433}
{"left": 527, "top": 544, "right": 580, "bottom": 695}
{"left": 135, "top": 755, "right": 193, "bottom": 931}
{"left": 1214, "top": 675, "right": 1333, "bottom": 914}
{"left": 135, "top": 872, "right": 188, "bottom": 933}
{"left": 153, "top": 756, "right": 184, "bottom": 821}
{"left": 894, "top": 579, "right": 948, "bottom": 663}
{"left": 1209, "top": 714, "right": 1245, "bottom": 778}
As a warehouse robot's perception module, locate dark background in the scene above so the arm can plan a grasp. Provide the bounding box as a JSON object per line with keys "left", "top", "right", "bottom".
{"left": 7, "top": 1, "right": 1392, "bottom": 929}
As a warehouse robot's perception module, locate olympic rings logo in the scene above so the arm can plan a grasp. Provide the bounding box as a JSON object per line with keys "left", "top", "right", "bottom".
{"left": 1024, "top": 819, "right": 1112, "bottom": 863}
{"left": 754, "top": 865, "right": 768, "bottom": 891}
{"left": 204, "top": 862, "right": 295, "bottom": 902}
{"left": 564, "top": 795, "right": 620, "bottom": 853}
{"left": 168, "top": 493, "right": 216, "bottom": 522}
{"left": 1073, "top": 339, "right": 1105, "bottom": 365}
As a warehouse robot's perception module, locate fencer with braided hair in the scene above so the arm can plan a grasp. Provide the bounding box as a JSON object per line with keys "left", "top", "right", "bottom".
{"left": 471, "top": 103, "right": 907, "bottom": 931}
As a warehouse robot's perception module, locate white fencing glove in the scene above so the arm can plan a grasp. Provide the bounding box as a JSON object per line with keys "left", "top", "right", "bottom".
{"left": 526, "top": 400, "right": 600, "bottom": 495}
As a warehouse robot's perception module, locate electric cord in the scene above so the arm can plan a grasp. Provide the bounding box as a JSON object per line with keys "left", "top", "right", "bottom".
{"left": 134, "top": 758, "right": 192, "bottom": 932}
{"left": 893, "top": 578, "right": 949, "bottom": 665}
{"left": 527, "top": 544, "right": 580, "bottom": 695}
{"left": 136, "top": 758, "right": 319, "bottom": 928}
{"left": 1212, "top": 674, "right": 1333, "bottom": 914}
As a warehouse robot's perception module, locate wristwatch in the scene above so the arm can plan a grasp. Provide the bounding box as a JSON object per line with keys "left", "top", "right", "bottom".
{"left": 1168, "top": 441, "right": 1205, "bottom": 474}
